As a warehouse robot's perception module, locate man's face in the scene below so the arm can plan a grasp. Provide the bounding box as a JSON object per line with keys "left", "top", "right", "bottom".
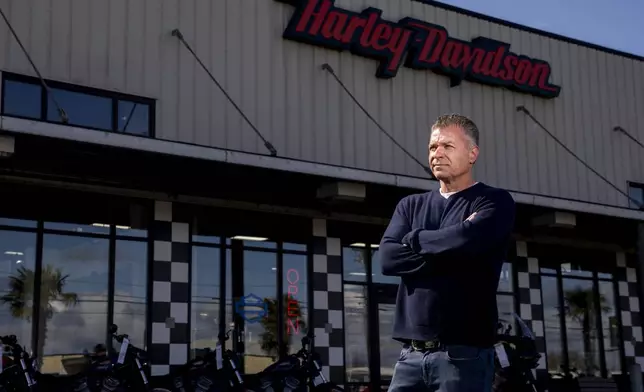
{"left": 428, "top": 125, "right": 479, "bottom": 182}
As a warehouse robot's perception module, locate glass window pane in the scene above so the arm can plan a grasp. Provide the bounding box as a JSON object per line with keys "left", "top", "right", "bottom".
{"left": 497, "top": 262, "right": 513, "bottom": 292}
{"left": 561, "top": 262, "right": 593, "bottom": 279}
{"left": 598, "top": 281, "right": 620, "bottom": 376}
{"left": 628, "top": 184, "right": 643, "bottom": 209}
{"left": 0, "top": 230, "right": 37, "bottom": 354}
{"left": 542, "top": 276, "right": 564, "bottom": 374}
{"left": 240, "top": 240, "right": 276, "bottom": 250}
{"left": 243, "top": 250, "right": 277, "bottom": 374}
{"left": 371, "top": 249, "right": 399, "bottom": 284}
{"left": 344, "top": 283, "right": 369, "bottom": 382}
{"left": 497, "top": 294, "right": 516, "bottom": 335}
{"left": 563, "top": 278, "right": 601, "bottom": 376}
{"left": 343, "top": 246, "right": 367, "bottom": 282}
{"left": 117, "top": 101, "right": 150, "bottom": 136}
{"left": 283, "top": 254, "right": 308, "bottom": 355}
{"left": 283, "top": 242, "right": 307, "bottom": 252}
{"left": 191, "top": 246, "right": 221, "bottom": 359}
{"left": 2, "top": 79, "right": 41, "bottom": 118}
{"left": 113, "top": 240, "right": 147, "bottom": 349}
{"left": 44, "top": 221, "right": 110, "bottom": 235}
{"left": 47, "top": 88, "right": 112, "bottom": 130}
{"left": 113, "top": 202, "right": 149, "bottom": 238}
{"left": 377, "top": 284, "right": 400, "bottom": 382}
{"left": 39, "top": 234, "right": 109, "bottom": 375}
{"left": 0, "top": 217, "right": 37, "bottom": 228}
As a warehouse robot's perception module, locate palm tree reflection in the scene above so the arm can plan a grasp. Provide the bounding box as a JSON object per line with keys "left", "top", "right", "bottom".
{"left": 0, "top": 265, "right": 79, "bottom": 361}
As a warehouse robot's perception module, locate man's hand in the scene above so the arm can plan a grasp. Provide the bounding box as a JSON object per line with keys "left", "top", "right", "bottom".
{"left": 466, "top": 212, "right": 477, "bottom": 221}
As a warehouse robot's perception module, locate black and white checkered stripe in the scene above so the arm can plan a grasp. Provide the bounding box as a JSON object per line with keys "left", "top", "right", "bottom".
{"left": 149, "top": 201, "right": 191, "bottom": 376}
{"left": 311, "top": 218, "right": 345, "bottom": 383}
{"left": 616, "top": 252, "right": 644, "bottom": 369}
{"left": 514, "top": 241, "right": 548, "bottom": 380}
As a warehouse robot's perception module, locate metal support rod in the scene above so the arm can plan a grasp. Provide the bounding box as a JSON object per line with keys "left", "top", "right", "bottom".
{"left": 0, "top": 5, "right": 68, "bottom": 123}
{"left": 517, "top": 106, "right": 643, "bottom": 209}
{"left": 321, "top": 63, "right": 435, "bottom": 179}
{"left": 614, "top": 126, "right": 644, "bottom": 150}
{"left": 172, "top": 29, "right": 277, "bottom": 157}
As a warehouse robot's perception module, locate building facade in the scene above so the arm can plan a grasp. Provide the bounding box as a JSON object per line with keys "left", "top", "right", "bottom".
{"left": 0, "top": 0, "right": 643, "bottom": 390}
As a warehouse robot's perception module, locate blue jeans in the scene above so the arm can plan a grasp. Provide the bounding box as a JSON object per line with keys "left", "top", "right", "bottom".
{"left": 387, "top": 344, "right": 495, "bottom": 392}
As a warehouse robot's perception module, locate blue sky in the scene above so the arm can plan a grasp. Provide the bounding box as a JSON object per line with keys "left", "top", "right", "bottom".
{"left": 436, "top": 0, "right": 644, "bottom": 56}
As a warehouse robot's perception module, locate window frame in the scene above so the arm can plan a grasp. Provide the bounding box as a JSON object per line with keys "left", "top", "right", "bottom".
{"left": 189, "top": 235, "right": 311, "bottom": 363}
{"left": 539, "top": 262, "right": 624, "bottom": 378}
{"left": 0, "top": 209, "right": 151, "bottom": 358}
{"left": 0, "top": 71, "right": 156, "bottom": 137}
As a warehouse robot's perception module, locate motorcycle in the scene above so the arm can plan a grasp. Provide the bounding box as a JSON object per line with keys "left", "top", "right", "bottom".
{"left": 151, "top": 329, "right": 244, "bottom": 392}
{"left": 92, "top": 324, "right": 170, "bottom": 392}
{"left": 0, "top": 335, "right": 90, "bottom": 392}
{"left": 492, "top": 312, "right": 542, "bottom": 392}
{"left": 243, "top": 334, "right": 344, "bottom": 392}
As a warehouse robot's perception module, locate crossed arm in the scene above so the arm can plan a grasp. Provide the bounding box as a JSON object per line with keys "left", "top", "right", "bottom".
{"left": 379, "top": 192, "right": 515, "bottom": 277}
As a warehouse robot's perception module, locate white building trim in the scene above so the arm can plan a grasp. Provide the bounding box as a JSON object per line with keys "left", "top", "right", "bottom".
{"left": 2, "top": 115, "right": 644, "bottom": 222}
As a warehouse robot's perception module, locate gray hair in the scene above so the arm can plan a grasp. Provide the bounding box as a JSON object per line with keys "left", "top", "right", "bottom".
{"left": 431, "top": 113, "right": 479, "bottom": 147}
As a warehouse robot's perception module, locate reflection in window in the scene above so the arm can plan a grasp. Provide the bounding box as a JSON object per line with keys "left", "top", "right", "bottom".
{"left": 114, "top": 240, "right": 147, "bottom": 348}
{"left": 628, "top": 182, "right": 644, "bottom": 210}
{"left": 2, "top": 79, "right": 41, "bottom": 118}
{"left": 343, "top": 246, "right": 367, "bottom": 282}
{"left": 243, "top": 250, "right": 278, "bottom": 374}
{"left": 118, "top": 101, "right": 150, "bottom": 136}
{"left": 191, "top": 246, "right": 223, "bottom": 358}
{"left": 498, "top": 262, "right": 513, "bottom": 292}
{"left": 47, "top": 89, "right": 112, "bottom": 129}
{"left": 39, "top": 235, "right": 109, "bottom": 374}
{"left": 344, "top": 284, "right": 369, "bottom": 382}
{"left": 497, "top": 294, "right": 515, "bottom": 335}
{"left": 0, "top": 230, "right": 37, "bottom": 353}
{"left": 563, "top": 278, "right": 601, "bottom": 376}
{"left": 0, "top": 217, "right": 37, "bottom": 228}
{"left": 376, "top": 284, "right": 399, "bottom": 382}
{"left": 282, "top": 254, "right": 308, "bottom": 355}
{"left": 541, "top": 276, "right": 563, "bottom": 373}
{"left": 44, "top": 221, "right": 111, "bottom": 235}
{"left": 598, "top": 281, "right": 620, "bottom": 375}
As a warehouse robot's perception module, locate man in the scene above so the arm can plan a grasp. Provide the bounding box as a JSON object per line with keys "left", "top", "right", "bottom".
{"left": 379, "top": 114, "right": 515, "bottom": 392}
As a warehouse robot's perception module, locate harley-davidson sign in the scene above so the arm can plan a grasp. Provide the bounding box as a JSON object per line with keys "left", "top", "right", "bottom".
{"left": 278, "top": 0, "right": 561, "bottom": 99}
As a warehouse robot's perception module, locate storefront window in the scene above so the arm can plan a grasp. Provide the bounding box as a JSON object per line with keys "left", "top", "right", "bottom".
{"left": 539, "top": 249, "right": 621, "bottom": 377}
{"left": 282, "top": 253, "right": 308, "bottom": 355}
{"left": 498, "top": 262, "right": 513, "bottom": 293}
{"left": 344, "top": 284, "right": 369, "bottom": 382}
{"left": 541, "top": 275, "right": 564, "bottom": 374}
{"left": 376, "top": 284, "right": 399, "bottom": 383}
{"left": 39, "top": 234, "right": 110, "bottom": 373}
{"left": 0, "top": 186, "right": 150, "bottom": 375}
{"left": 0, "top": 230, "right": 37, "bottom": 353}
{"left": 343, "top": 246, "right": 367, "bottom": 282}
{"left": 563, "top": 278, "right": 601, "bottom": 376}
{"left": 598, "top": 281, "right": 620, "bottom": 375}
{"left": 190, "top": 213, "right": 309, "bottom": 373}
{"left": 191, "top": 246, "right": 225, "bottom": 359}
{"left": 243, "top": 248, "right": 278, "bottom": 373}
{"left": 114, "top": 240, "right": 147, "bottom": 348}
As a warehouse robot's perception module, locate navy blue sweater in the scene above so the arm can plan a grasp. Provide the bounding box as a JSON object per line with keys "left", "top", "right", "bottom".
{"left": 379, "top": 182, "right": 515, "bottom": 348}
